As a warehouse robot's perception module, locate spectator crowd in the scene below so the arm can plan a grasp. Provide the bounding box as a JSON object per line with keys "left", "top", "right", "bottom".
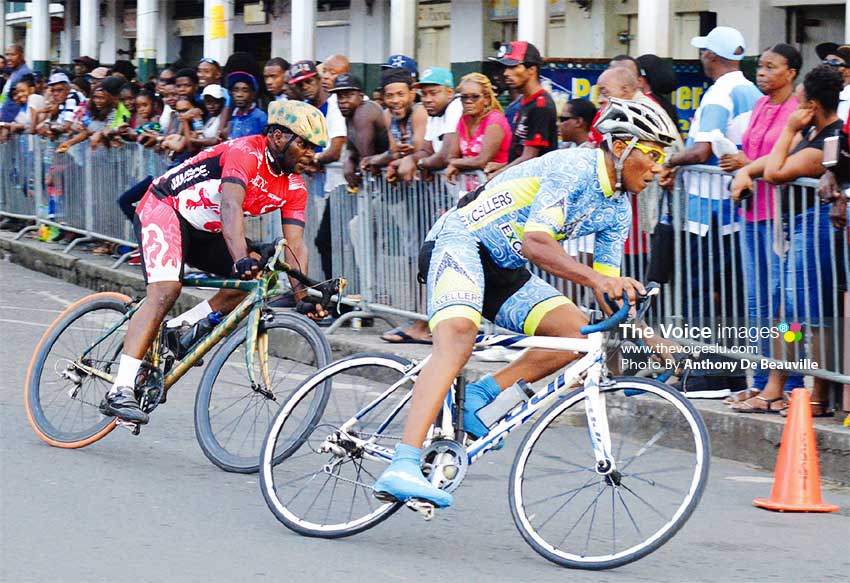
{"left": 0, "top": 28, "right": 848, "bottom": 416}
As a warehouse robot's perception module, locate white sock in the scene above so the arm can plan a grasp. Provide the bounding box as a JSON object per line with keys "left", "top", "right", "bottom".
{"left": 110, "top": 354, "right": 143, "bottom": 393}
{"left": 166, "top": 300, "right": 212, "bottom": 328}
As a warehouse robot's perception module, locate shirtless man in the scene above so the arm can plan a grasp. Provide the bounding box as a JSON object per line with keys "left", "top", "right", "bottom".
{"left": 330, "top": 73, "right": 389, "bottom": 188}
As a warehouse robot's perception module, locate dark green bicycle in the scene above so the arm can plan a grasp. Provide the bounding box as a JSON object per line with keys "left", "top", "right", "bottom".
{"left": 25, "top": 239, "right": 343, "bottom": 473}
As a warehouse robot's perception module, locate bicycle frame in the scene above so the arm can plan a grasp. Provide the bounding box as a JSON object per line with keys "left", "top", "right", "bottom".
{"left": 71, "top": 241, "right": 304, "bottom": 395}
{"left": 338, "top": 330, "right": 619, "bottom": 475}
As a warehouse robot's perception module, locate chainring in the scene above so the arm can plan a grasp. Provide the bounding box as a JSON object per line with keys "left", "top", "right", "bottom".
{"left": 421, "top": 439, "right": 468, "bottom": 493}
{"left": 135, "top": 365, "right": 166, "bottom": 413}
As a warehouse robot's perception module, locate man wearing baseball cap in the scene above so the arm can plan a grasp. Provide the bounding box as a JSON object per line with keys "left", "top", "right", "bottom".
{"left": 37, "top": 71, "right": 87, "bottom": 139}
{"left": 389, "top": 66, "right": 460, "bottom": 186}
{"left": 329, "top": 73, "right": 388, "bottom": 190}
{"left": 486, "top": 41, "right": 558, "bottom": 179}
{"left": 661, "top": 25, "right": 762, "bottom": 399}
{"left": 287, "top": 59, "right": 348, "bottom": 279}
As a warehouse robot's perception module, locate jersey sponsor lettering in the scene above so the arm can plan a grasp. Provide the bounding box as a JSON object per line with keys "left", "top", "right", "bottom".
{"left": 169, "top": 164, "right": 211, "bottom": 191}
{"left": 498, "top": 222, "right": 525, "bottom": 256}
{"left": 462, "top": 191, "right": 515, "bottom": 225}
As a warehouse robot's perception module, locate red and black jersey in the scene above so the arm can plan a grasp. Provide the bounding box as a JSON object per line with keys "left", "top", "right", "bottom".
{"left": 150, "top": 135, "right": 308, "bottom": 233}
{"left": 508, "top": 88, "right": 558, "bottom": 162}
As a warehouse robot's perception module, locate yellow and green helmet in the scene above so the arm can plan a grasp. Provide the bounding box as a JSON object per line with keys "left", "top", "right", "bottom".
{"left": 267, "top": 100, "right": 328, "bottom": 148}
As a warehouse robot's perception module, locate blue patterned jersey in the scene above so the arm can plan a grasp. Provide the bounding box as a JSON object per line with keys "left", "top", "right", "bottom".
{"left": 452, "top": 147, "right": 630, "bottom": 276}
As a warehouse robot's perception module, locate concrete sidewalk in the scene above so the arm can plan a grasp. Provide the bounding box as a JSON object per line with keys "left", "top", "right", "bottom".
{"left": 2, "top": 229, "right": 848, "bottom": 484}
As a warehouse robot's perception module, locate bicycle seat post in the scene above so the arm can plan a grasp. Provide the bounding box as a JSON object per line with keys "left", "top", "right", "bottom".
{"left": 453, "top": 375, "right": 467, "bottom": 442}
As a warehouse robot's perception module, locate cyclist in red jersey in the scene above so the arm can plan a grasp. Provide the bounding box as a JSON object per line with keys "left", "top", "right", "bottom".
{"left": 100, "top": 100, "right": 329, "bottom": 424}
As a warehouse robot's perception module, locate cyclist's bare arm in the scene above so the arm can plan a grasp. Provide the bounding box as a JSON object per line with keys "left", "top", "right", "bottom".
{"left": 220, "top": 181, "right": 252, "bottom": 268}
{"left": 522, "top": 232, "right": 645, "bottom": 310}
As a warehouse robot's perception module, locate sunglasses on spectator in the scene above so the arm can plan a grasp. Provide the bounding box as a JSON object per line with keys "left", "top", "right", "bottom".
{"left": 822, "top": 59, "right": 849, "bottom": 68}
{"left": 633, "top": 142, "right": 666, "bottom": 164}
{"left": 559, "top": 115, "right": 578, "bottom": 122}
{"left": 198, "top": 58, "right": 221, "bottom": 67}
{"left": 459, "top": 93, "right": 483, "bottom": 102}
{"left": 159, "top": 76, "right": 175, "bottom": 84}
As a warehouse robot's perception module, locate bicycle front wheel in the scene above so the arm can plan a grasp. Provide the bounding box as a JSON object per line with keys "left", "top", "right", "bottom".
{"left": 194, "top": 311, "right": 332, "bottom": 473}
{"left": 260, "top": 353, "right": 416, "bottom": 538}
{"left": 25, "top": 292, "right": 131, "bottom": 447}
{"left": 509, "top": 376, "right": 710, "bottom": 570}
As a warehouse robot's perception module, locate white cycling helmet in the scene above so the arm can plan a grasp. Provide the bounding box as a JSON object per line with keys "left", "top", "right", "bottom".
{"left": 595, "top": 97, "right": 679, "bottom": 148}
{"left": 595, "top": 97, "right": 679, "bottom": 194}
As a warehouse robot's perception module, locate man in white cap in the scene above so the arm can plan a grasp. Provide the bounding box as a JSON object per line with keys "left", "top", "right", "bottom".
{"left": 661, "top": 26, "right": 762, "bottom": 399}
{"left": 36, "top": 71, "right": 87, "bottom": 139}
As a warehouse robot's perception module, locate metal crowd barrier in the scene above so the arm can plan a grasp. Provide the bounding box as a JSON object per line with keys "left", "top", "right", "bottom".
{"left": 1, "top": 137, "right": 847, "bottom": 384}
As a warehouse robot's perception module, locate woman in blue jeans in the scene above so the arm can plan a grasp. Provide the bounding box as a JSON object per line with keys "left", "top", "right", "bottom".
{"left": 730, "top": 65, "right": 844, "bottom": 415}
{"left": 721, "top": 44, "right": 804, "bottom": 401}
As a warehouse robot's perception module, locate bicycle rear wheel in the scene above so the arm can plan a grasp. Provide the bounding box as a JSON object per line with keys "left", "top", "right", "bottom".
{"left": 194, "top": 311, "right": 332, "bottom": 473}
{"left": 25, "top": 292, "right": 131, "bottom": 447}
{"left": 260, "top": 353, "right": 416, "bottom": 538}
{"left": 509, "top": 377, "right": 709, "bottom": 570}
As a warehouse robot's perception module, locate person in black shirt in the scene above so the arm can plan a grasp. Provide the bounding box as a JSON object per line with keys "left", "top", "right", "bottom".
{"left": 485, "top": 41, "right": 557, "bottom": 179}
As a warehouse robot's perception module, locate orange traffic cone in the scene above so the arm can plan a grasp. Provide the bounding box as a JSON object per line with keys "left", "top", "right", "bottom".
{"left": 753, "top": 388, "right": 839, "bottom": 512}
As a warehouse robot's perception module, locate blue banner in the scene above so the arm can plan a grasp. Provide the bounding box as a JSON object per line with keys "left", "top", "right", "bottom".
{"left": 541, "top": 60, "right": 709, "bottom": 137}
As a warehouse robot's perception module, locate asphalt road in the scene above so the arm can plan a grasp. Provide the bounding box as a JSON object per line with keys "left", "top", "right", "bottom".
{"left": 1, "top": 260, "right": 848, "bottom": 583}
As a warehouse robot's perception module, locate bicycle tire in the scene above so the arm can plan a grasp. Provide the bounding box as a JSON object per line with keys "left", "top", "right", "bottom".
{"left": 25, "top": 292, "right": 131, "bottom": 448}
{"left": 194, "top": 311, "right": 332, "bottom": 473}
{"left": 260, "top": 353, "right": 414, "bottom": 538}
{"left": 508, "top": 376, "right": 710, "bottom": 570}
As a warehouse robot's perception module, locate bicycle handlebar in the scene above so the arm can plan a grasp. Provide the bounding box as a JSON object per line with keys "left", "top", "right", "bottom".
{"left": 578, "top": 283, "right": 660, "bottom": 335}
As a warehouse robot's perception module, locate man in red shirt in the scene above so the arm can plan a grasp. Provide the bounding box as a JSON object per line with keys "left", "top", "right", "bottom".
{"left": 485, "top": 41, "right": 558, "bottom": 179}
{"left": 100, "top": 100, "right": 328, "bottom": 424}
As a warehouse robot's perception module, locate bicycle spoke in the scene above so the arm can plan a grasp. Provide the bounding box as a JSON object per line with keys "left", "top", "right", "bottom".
{"left": 534, "top": 474, "right": 600, "bottom": 530}
{"left": 615, "top": 487, "right": 643, "bottom": 539}
{"left": 619, "top": 482, "right": 668, "bottom": 520}
{"left": 556, "top": 483, "right": 607, "bottom": 550}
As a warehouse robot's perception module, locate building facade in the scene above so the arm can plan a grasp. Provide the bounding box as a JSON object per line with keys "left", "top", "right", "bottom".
{"left": 2, "top": 0, "right": 849, "bottom": 82}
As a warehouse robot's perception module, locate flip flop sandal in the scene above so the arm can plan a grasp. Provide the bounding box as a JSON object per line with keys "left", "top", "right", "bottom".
{"left": 732, "top": 395, "right": 786, "bottom": 414}
{"left": 724, "top": 388, "right": 762, "bottom": 405}
{"left": 780, "top": 401, "right": 834, "bottom": 418}
{"left": 380, "top": 326, "right": 432, "bottom": 345}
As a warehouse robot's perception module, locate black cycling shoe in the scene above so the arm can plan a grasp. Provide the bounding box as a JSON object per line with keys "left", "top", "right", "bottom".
{"left": 99, "top": 386, "right": 150, "bottom": 424}
{"left": 163, "top": 324, "right": 204, "bottom": 366}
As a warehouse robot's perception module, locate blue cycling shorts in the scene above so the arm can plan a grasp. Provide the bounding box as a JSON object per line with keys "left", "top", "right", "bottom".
{"left": 422, "top": 211, "right": 570, "bottom": 333}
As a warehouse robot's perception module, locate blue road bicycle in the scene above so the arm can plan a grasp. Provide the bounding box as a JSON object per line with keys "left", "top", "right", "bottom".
{"left": 259, "top": 286, "right": 710, "bottom": 570}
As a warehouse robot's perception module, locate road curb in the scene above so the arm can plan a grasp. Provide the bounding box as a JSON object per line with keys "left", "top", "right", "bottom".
{"left": 2, "top": 232, "right": 848, "bottom": 484}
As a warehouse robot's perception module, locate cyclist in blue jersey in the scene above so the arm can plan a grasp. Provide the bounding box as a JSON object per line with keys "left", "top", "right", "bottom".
{"left": 373, "top": 98, "right": 680, "bottom": 508}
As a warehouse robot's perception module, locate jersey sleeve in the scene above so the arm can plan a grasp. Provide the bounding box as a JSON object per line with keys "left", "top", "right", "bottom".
{"left": 591, "top": 202, "right": 630, "bottom": 277}
{"left": 522, "top": 96, "right": 556, "bottom": 149}
{"left": 220, "top": 141, "right": 261, "bottom": 189}
{"left": 281, "top": 174, "right": 308, "bottom": 226}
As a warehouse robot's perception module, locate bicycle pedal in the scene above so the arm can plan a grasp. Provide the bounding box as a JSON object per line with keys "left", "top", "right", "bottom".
{"left": 405, "top": 499, "right": 435, "bottom": 521}
{"left": 115, "top": 418, "right": 141, "bottom": 435}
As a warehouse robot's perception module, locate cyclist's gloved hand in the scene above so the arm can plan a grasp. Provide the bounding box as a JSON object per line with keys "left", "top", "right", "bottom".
{"left": 249, "top": 238, "right": 282, "bottom": 266}
{"left": 296, "top": 299, "right": 328, "bottom": 321}
{"left": 233, "top": 256, "right": 261, "bottom": 280}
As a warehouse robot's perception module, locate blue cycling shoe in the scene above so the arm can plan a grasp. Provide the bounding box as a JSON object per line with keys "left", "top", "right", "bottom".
{"left": 373, "top": 444, "right": 454, "bottom": 508}
{"left": 462, "top": 375, "right": 502, "bottom": 439}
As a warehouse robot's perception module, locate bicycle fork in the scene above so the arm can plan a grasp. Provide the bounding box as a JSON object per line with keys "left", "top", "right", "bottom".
{"left": 582, "top": 357, "right": 618, "bottom": 479}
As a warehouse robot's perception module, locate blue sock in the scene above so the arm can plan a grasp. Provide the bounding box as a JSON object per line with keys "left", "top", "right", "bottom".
{"left": 392, "top": 443, "right": 422, "bottom": 463}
